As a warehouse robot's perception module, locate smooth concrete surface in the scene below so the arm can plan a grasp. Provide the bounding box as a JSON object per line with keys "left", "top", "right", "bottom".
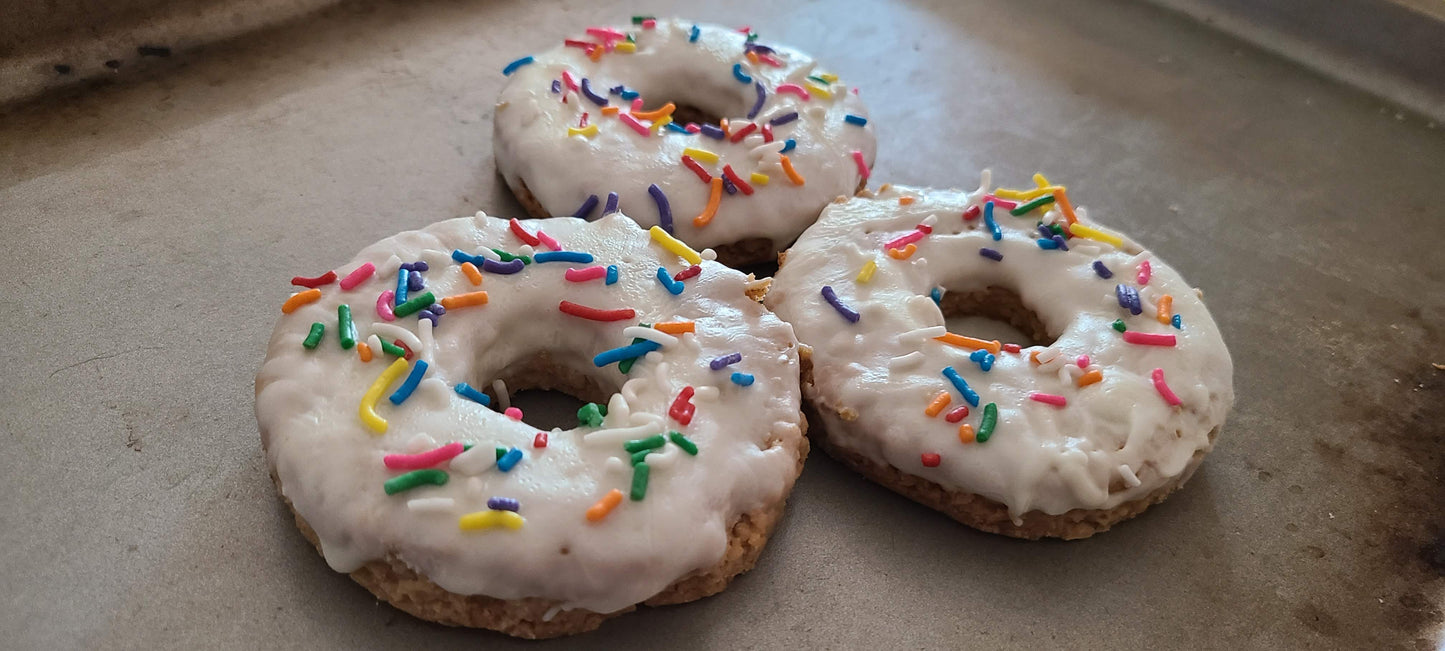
{"left": 1, "top": 0, "right": 1441, "bottom": 648}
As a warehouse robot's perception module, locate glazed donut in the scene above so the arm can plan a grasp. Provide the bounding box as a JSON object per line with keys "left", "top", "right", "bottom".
{"left": 256, "top": 212, "right": 807, "bottom": 638}
{"left": 767, "top": 175, "right": 1233, "bottom": 540}
{"left": 494, "top": 17, "right": 876, "bottom": 266}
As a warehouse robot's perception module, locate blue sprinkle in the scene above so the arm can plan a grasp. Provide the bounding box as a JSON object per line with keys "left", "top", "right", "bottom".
{"left": 1172, "top": 314, "right": 1183, "bottom": 329}
{"left": 534, "top": 251, "right": 594, "bottom": 264}
{"left": 779, "top": 139, "right": 796, "bottom": 154}
{"left": 970, "top": 350, "right": 987, "bottom": 362}
{"left": 580, "top": 78, "right": 608, "bottom": 106}
{"left": 710, "top": 353, "right": 742, "bottom": 370}
{"left": 732, "top": 63, "right": 753, "bottom": 84}
{"left": 984, "top": 201, "right": 1002, "bottom": 241}
{"left": 979, "top": 247, "right": 1003, "bottom": 261}
{"left": 1037, "top": 238, "right": 1059, "bottom": 249}
{"left": 572, "top": 194, "right": 599, "bottom": 219}
{"left": 486, "top": 496, "right": 520, "bottom": 512}
{"left": 605, "top": 265, "right": 619, "bottom": 285}
{"left": 747, "top": 82, "right": 766, "bottom": 119}
{"left": 594, "top": 340, "right": 662, "bottom": 367}
{"left": 394, "top": 268, "right": 409, "bottom": 306}
{"left": 665, "top": 121, "right": 691, "bottom": 133}
{"left": 941, "top": 366, "right": 980, "bottom": 407}
{"left": 930, "top": 287, "right": 943, "bottom": 305}
{"left": 699, "top": 124, "right": 725, "bottom": 139}
{"left": 656, "top": 267, "right": 684, "bottom": 295}
{"left": 451, "top": 249, "right": 488, "bottom": 266}
{"left": 769, "top": 112, "right": 799, "bottom": 126}
{"left": 496, "top": 447, "right": 523, "bottom": 472}
{"left": 454, "top": 382, "right": 491, "bottom": 406}
{"left": 388, "top": 360, "right": 429, "bottom": 405}
{"left": 730, "top": 372, "right": 755, "bottom": 387}
{"left": 648, "top": 183, "right": 673, "bottom": 234}
{"left": 603, "top": 192, "right": 620, "bottom": 215}
{"left": 689, "top": 24, "right": 700, "bottom": 42}
{"left": 482, "top": 258, "right": 525, "bottom": 275}
{"left": 981, "top": 353, "right": 995, "bottom": 372}
{"left": 620, "top": 89, "right": 640, "bottom": 100}
{"left": 502, "top": 56, "right": 534, "bottom": 76}
{"left": 844, "top": 114, "right": 868, "bottom": 126}
{"left": 821, "top": 285, "right": 860, "bottom": 323}
{"left": 1092, "top": 261, "right": 1113, "bottom": 278}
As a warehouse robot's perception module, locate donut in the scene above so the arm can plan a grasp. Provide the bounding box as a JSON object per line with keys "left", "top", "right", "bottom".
{"left": 494, "top": 17, "right": 876, "bottom": 266}
{"left": 766, "top": 174, "right": 1233, "bottom": 540}
{"left": 256, "top": 212, "right": 808, "bottom": 637}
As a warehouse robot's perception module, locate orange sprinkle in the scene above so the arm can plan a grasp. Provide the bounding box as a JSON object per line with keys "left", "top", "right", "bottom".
{"left": 588, "top": 46, "right": 602, "bottom": 62}
{"left": 632, "top": 102, "right": 675, "bottom": 121}
{"left": 720, "top": 118, "right": 729, "bottom": 137}
{"left": 899, "top": 196, "right": 916, "bottom": 205}
{"left": 1077, "top": 369, "right": 1103, "bottom": 387}
{"left": 935, "top": 333, "right": 1002, "bottom": 355}
{"left": 958, "top": 424, "right": 976, "bottom": 444}
{"left": 439, "top": 291, "right": 489, "bottom": 310}
{"left": 281, "top": 288, "right": 322, "bottom": 314}
{"left": 692, "top": 177, "right": 724, "bottom": 227}
{"left": 746, "top": 50, "right": 760, "bottom": 65}
{"left": 886, "top": 244, "right": 917, "bottom": 260}
{"left": 357, "top": 342, "right": 373, "bottom": 362}
{"left": 586, "top": 489, "right": 624, "bottom": 522}
{"left": 1055, "top": 188, "right": 1078, "bottom": 225}
{"left": 653, "top": 321, "right": 696, "bottom": 334}
{"left": 1030, "top": 351, "right": 1041, "bottom": 365}
{"left": 925, "top": 392, "right": 951, "bottom": 417}
{"left": 779, "top": 154, "right": 805, "bottom": 185}
{"left": 460, "top": 262, "right": 483, "bottom": 286}
{"left": 601, "top": 106, "right": 620, "bottom": 116}
{"left": 1156, "top": 294, "right": 1174, "bottom": 325}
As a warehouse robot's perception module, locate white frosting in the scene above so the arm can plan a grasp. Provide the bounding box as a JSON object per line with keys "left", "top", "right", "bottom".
{"left": 494, "top": 19, "right": 876, "bottom": 252}
{"left": 766, "top": 181, "right": 1233, "bottom": 519}
{"left": 256, "top": 212, "right": 804, "bottom": 614}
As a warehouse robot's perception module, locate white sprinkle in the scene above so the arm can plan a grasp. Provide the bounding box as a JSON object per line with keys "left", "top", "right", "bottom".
{"left": 371, "top": 323, "right": 422, "bottom": 354}
{"left": 694, "top": 385, "right": 720, "bottom": 401}
{"left": 518, "top": 244, "right": 535, "bottom": 257}
{"left": 749, "top": 141, "right": 786, "bottom": 159}
{"left": 1118, "top": 464, "right": 1142, "bottom": 488}
{"left": 417, "top": 317, "right": 435, "bottom": 360}
{"left": 450, "top": 445, "right": 495, "bottom": 476}
{"left": 406, "top": 497, "right": 455, "bottom": 513}
{"left": 604, "top": 394, "right": 632, "bottom": 426}
{"left": 898, "top": 325, "right": 947, "bottom": 344}
{"left": 377, "top": 254, "right": 404, "bottom": 280}
{"left": 889, "top": 351, "right": 926, "bottom": 370}
{"left": 622, "top": 326, "right": 677, "bottom": 347}
{"left": 701, "top": 248, "right": 718, "bottom": 261}
{"left": 366, "top": 334, "right": 383, "bottom": 354}
{"left": 921, "top": 213, "right": 938, "bottom": 227}
{"left": 492, "top": 379, "right": 510, "bottom": 410}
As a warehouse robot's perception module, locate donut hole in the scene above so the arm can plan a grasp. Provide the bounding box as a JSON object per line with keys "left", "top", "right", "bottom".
{"left": 670, "top": 103, "right": 723, "bottom": 127}
{"left": 625, "top": 76, "right": 748, "bottom": 127}
{"left": 937, "top": 286, "right": 1056, "bottom": 348}
{"left": 482, "top": 350, "right": 618, "bottom": 432}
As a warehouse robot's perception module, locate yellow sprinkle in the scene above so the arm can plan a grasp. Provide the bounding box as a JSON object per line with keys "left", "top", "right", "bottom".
{"left": 614, "top": 41, "right": 636, "bottom": 53}
{"left": 682, "top": 147, "right": 719, "bottom": 164}
{"left": 567, "top": 124, "right": 599, "bottom": 138}
{"left": 1068, "top": 223, "right": 1124, "bottom": 248}
{"left": 458, "top": 510, "right": 525, "bottom": 531}
{"left": 749, "top": 172, "right": 769, "bottom": 185}
{"left": 1033, "top": 173, "right": 1052, "bottom": 188}
{"left": 359, "top": 358, "right": 409, "bottom": 434}
{"left": 1018, "top": 185, "right": 1064, "bottom": 201}
{"left": 855, "top": 259, "right": 877, "bottom": 283}
{"left": 804, "top": 80, "right": 833, "bottom": 99}
{"left": 651, "top": 115, "right": 673, "bottom": 133}
{"left": 992, "top": 188, "right": 1029, "bottom": 200}
{"left": 818, "top": 72, "right": 838, "bottom": 83}
{"left": 649, "top": 225, "right": 702, "bottom": 264}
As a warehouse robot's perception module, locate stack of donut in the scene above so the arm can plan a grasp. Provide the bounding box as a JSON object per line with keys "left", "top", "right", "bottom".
{"left": 257, "top": 17, "right": 1233, "bottom": 638}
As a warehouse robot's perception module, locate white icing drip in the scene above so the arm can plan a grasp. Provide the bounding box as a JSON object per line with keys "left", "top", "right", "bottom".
{"left": 492, "top": 379, "right": 510, "bottom": 411}
{"left": 371, "top": 323, "right": 422, "bottom": 353}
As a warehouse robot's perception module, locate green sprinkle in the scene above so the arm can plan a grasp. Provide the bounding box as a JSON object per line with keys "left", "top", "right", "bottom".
{"left": 1010, "top": 194, "right": 1056, "bottom": 216}
{"left": 807, "top": 75, "right": 829, "bottom": 84}
{"left": 337, "top": 304, "right": 356, "bottom": 350}
{"left": 577, "top": 403, "right": 606, "bottom": 428}
{"left": 491, "top": 248, "right": 532, "bottom": 264}
{"left": 630, "top": 462, "right": 650, "bottom": 501}
{"left": 626, "top": 34, "right": 636, "bottom": 43}
{"left": 393, "top": 291, "right": 436, "bottom": 318}
{"left": 302, "top": 322, "right": 324, "bottom": 349}
{"left": 630, "top": 449, "right": 651, "bottom": 465}
{"left": 463, "top": 442, "right": 474, "bottom": 451}
{"left": 668, "top": 431, "right": 698, "bottom": 455}
{"left": 380, "top": 339, "right": 406, "bottom": 356}
{"left": 1049, "top": 223, "right": 1065, "bottom": 236}
{"left": 384, "top": 469, "right": 448, "bottom": 495}
{"left": 746, "top": 32, "right": 759, "bottom": 41}
{"left": 631, "top": 15, "right": 653, "bottom": 24}
{"left": 1112, "top": 319, "right": 1127, "bottom": 333}
{"left": 976, "top": 403, "right": 999, "bottom": 443}
{"left": 623, "top": 435, "right": 667, "bottom": 453}
{"left": 495, "top": 445, "right": 507, "bottom": 460}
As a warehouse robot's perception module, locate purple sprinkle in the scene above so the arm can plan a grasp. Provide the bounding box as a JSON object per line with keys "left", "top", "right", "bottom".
{"left": 487, "top": 496, "right": 520, "bottom": 512}
{"left": 699, "top": 124, "right": 725, "bottom": 139}
{"left": 821, "top": 285, "right": 860, "bottom": 323}
{"left": 407, "top": 270, "right": 425, "bottom": 291}
{"left": 1051, "top": 234, "right": 1068, "bottom": 251}
{"left": 573, "top": 194, "right": 599, "bottom": 219}
{"left": 551, "top": 80, "right": 561, "bottom": 94}
{"left": 609, "top": 84, "right": 624, "bottom": 95}
{"left": 429, "top": 304, "right": 445, "bottom": 315}
{"left": 411, "top": 261, "right": 429, "bottom": 272}
{"left": 603, "top": 192, "right": 619, "bottom": 215}
{"left": 417, "top": 309, "right": 438, "bottom": 325}
{"left": 747, "top": 81, "right": 766, "bottom": 119}
{"left": 1115, "top": 284, "right": 1142, "bottom": 315}
{"left": 744, "top": 43, "right": 776, "bottom": 55}
{"left": 769, "top": 112, "right": 799, "bottom": 126}
{"left": 482, "top": 258, "right": 525, "bottom": 274}
{"left": 721, "top": 176, "right": 738, "bottom": 195}
{"left": 648, "top": 184, "right": 673, "bottom": 234}
{"left": 580, "top": 78, "right": 608, "bottom": 106}
{"left": 709, "top": 352, "right": 742, "bottom": 370}
{"left": 1038, "top": 225, "right": 1054, "bottom": 238}
{"left": 1093, "top": 261, "right": 1113, "bottom": 278}
{"left": 979, "top": 247, "right": 1003, "bottom": 261}
{"left": 399, "top": 262, "right": 415, "bottom": 272}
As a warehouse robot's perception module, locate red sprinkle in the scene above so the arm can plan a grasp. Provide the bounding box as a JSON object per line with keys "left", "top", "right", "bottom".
{"left": 963, "top": 205, "right": 981, "bottom": 221}
{"left": 1002, "top": 343, "right": 1022, "bottom": 354}
{"left": 681, "top": 155, "right": 712, "bottom": 183}
{"left": 291, "top": 270, "right": 337, "bottom": 288}
{"left": 915, "top": 223, "right": 933, "bottom": 235}
{"left": 668, "top": 386, "right": 696, "bottom": 426}
{"left": 533, "top": 432, "right": 549, "bottom": 448}
{"left": 722, "top": 164, "right": 754, "bottom": 195}
{"left": 762, "top": 123, "right": 774, "bottom": 142}
{"left": 673, "top": 264, "right": 702, "bottom": 281}
{"left": 1123, "top": 331, "right": 1177, "bottom": 346}
{"left": 509, "top": 218, "right": 541, "bottom": 246}
{"left": 944, "top": 405, "right": 970, "bottom": 423}
{"left": 756, "top": 53, "right": 783, "bottom": 67}
{"left": 394, "top": 339, "right": 414, "bottom": 361}
{"left": 883, "top": 230, "right": 925, "bottom": 251}
{"left": 558, "top": 300, "right": 636, "bottom": 322}
{"left": 384, "top": 442, "right": 465, "bottom": 470}
{"left": 564, "top": 39, "right": 594, "bottom": 51}
{"left": 579, "top": 112, "right": 589, "bottom": 128}
{"left": 921, "top": 453, "right": 941, "bottom": 467}
{"left": 728, "top": 122, "right": 758, "bottom": 143}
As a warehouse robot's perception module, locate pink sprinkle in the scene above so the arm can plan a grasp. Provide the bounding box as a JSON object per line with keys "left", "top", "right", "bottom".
{"left": 536, "top": 230, "right": 561, "bottom": 251}
{"left": 376, "top": 290, "right": 396, "bottom": 321}
{"left": 851, "top": 151, "right": 869, "bottom": 180}
{"left": 982, "top": 194, "right": 1019, "bottom": 210}
{"left": 619, "top": 113, "right": 649, "bottom": 136}
{"left": 1030, "top": 392, "right": 1068, "bottom": 407}
{"left": 915, "top": 223, "right": 933, "bottom": 235}
{"left": 1076, "top": 355, "right": 1090, "bottom": 368}
{"left": 685, "top": 123, "right": 701, "bottom": 133}
{"left": 586, "top": 27, "right": 624, "bottom": 41}
{"left": 776, "top": 83, "right": 810, "bottom": 101}
{"left": 1137, "top": 260, "right": 1152, "bottom": 285}
{"left": 504, "top": 407, "right": 523, "bottom": 420}
{"left": 384, "top": 442, "right": 465, "bottom": 470}
{"left": 564, "top": 266, "right": 608, "bottom": 282}
{"left": 533, "top": 432, "right": 548, "bottom": 448}
{"left": 561, "top": 70, "right": 579, "bottom": 91}
{"left": 756, "top": 53, "right": 783, "bottom": 67}
{"left": 642, "top": 18, "right": 656, "bottom": 29}
{"left": 339, "top": 262, "right": 376, "bottom": 290}
{"left": 1122, "top": 331, "right": 1177, "bottom": 347}
{"left": 1151, "top": 368, "right": 1183, "bottom": 406}
{"left": 630, "top": 97, "right": 643, "bottom": 112}
{"left": 883, "top": 230, "right": 925, "bottom": 251}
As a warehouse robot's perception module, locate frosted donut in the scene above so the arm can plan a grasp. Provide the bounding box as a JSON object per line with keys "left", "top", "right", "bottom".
{"left": 494, "top": 17, "right": 876, "bottom": 266}
{"left": 256, "top": 212, "right": 807, "bottom": 637}
{"left": 766, "top": 175, "right": 1233, "bottom": 540}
